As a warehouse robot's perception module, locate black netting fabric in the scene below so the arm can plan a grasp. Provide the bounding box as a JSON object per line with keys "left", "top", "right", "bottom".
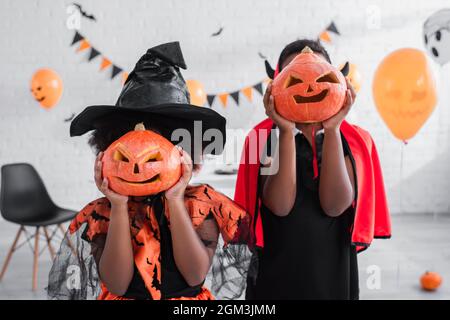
{"left": 47, "top": 223, "right": 102, "bottom": 300}
{"left": 47, "top": 199, "right": 253, "bottom": 300}
{"left": 210, "top": 240, "right": 253, "bottom": 300}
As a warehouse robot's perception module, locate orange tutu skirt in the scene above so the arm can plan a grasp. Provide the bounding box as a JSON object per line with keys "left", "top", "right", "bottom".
{"left": 97, "top": 286, "right": 214, "bottom": 300}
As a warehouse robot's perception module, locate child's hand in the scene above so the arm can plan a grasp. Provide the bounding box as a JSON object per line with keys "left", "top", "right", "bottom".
{"left": 165, "top": 146, "right": 192, "bottom": 202}
{"left": 95, "top": 152, "right": 129, "bottom": 206}
{"left": 322, "top": 78, "right": 356, "bottom": 131}
{"left": 264, "top": 83, "right": 295, "bottom": 133}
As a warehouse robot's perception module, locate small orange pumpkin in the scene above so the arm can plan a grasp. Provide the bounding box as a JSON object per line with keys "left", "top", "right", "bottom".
{"left": 102, "top": 123, "right": 181, "bottom": 196}
{"left": 271, "top": 46, "right": 347, "bottom": 123}
{"left": 420, "top": 271, "right": 442, "bottom": 291}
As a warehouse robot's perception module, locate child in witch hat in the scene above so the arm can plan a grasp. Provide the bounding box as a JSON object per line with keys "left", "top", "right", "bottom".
{"left": 234, "top": 39, "right": 391, "bottom": 300}
{"left": 47, "top": 42, "right": 246, "bottom": 300}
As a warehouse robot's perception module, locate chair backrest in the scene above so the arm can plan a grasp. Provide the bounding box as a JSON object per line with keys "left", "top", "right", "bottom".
{"left": 0, "top": 163, "right": 56, "bottom": 223}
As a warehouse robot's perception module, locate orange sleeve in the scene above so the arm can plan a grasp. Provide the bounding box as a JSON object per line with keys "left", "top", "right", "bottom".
{"left": 184, "top": 185, "right": 247, "bottom": 244}
{"left": 68, "top": 197, "right": 112, "bottom": 241}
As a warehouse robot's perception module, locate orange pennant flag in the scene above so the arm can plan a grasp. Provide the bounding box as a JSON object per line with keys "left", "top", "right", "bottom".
{"left": 242, "top": 87, "right": 253, "bottom": 102}
{"left": 77, "top": 39, "right": 91, "bottom": 52}
{"left": 100, "top": 57, "right": 112, "bottom": 70}
{"left": 121, "top": 72, "right": 129, "bottom": 84}
{"left": 319, "top": 31, "right": 331, "bottom": 43}
{"left": 218, "top": 93, "right": 229, "bottom": 107}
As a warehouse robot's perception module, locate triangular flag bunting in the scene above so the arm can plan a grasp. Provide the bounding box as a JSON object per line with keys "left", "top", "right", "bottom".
{"left": 319, "top": 30, "right": 331, "bottom": 43}
{"left": 88, "top": 48, "right": 100, "bottom": 61}
{"left": 100, "top": 57, "right": 112, "bottom": 70}
{"left": 111, "top": 65, "right": 122, "bottom": 79}
{"left": 242, "top": 86, "right": 253, "bottom": 102}
{"left": 206, "top": 95, "right": 216, "bottom": 107}
{"left": 77, "top": 39, "right": 91, "bottom": 52}
{"left": 230, "top": 91, "right": 240, "bottom": 105}
{"left": 253, "top": 83, "right": 263, "bottom": 95}
{"left": 71, "top": 31, "right": 83, "bottom": 46}
{"left": 327, "top": 22, "right": 340, "bottom": 35}
{"left": 218, "top": 93, "right": 229, "bottom": 107}
{"left": 121, "top": 72, "right": 129, "bottom": 84}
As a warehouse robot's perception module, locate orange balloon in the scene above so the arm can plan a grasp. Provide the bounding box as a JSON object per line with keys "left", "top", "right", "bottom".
{"left": 30, "top": 69, "right": 63, "bottom": 109}
{"left": 186, "top": 79, "right": 206, "bottom": 107}
{"left": 373, "top": 48, "right": 437, "bottom": 142}
{"left": 341, "top": 63, "right": 362, "bottom": 93}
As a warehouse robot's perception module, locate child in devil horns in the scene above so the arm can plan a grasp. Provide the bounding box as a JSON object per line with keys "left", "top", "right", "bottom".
{"left": 234, "top": 39, "right": 391, "bottom": 300}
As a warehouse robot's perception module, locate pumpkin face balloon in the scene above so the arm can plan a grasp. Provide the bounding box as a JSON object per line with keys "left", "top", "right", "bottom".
{"left": 102, "top": 123, "right": 181, "bottom": 196}
{"left": 30, "top": 68, "right": 63, "bottom": 109}
{"left": 271, "top": 46, "right": 347, "bottom": 123}
{"left": 373, "top": 48, "right": 437, "bottom": 142}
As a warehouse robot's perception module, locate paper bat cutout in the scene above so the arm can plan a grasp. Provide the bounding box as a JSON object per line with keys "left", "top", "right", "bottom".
{"left": 91, "top": 211, "right": 110, "bottom": 222}
{"left": 258, "top": 52, "right": 267, "bottom": 59}
{"left": 72, "top": 3, "right": 97, "bottom": 21}
{"left": 211, "top": 27, "right": 224, "bottom": 37}
{"left": 64, "top": 113, "right": 76, "bottom": 122}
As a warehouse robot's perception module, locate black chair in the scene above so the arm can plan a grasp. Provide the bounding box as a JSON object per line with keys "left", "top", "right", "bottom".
{"left": 0, "top": 163, "right": 77, "bottom": 291}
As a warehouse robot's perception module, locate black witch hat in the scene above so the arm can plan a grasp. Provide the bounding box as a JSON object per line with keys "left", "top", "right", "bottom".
{"left": 70, "top": 42, "right": 226, "bottom": 154}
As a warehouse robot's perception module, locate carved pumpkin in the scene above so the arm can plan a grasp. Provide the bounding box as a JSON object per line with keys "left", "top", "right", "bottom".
{"left": 420, "top": 271, "right": 442, "bottom": 291}
{"left": 102, "top": 123, "right": 181, "bottom": 196}
{"left": 271, "top": 46, "right": 347, "bottom": 123}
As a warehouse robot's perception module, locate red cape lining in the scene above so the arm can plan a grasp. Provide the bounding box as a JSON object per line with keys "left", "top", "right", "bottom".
{"left": 233, "top": 118, "right": 391, "bottom": 252}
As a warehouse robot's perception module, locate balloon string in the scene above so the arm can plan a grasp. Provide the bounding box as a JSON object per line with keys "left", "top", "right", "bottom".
{"left": 399, "top": 142, "right": 405, "bottom": 214}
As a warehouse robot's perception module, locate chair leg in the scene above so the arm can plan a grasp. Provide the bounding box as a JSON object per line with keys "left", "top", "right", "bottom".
{"left": 58, "top": 224, "right": 76, "bottom": 255}
{"left": 43, "top": 227, "right": 55, "bottom": 260}
{"left": 0, "top": 226, "right": 24, "bottom": 282}
{"left": 32, "top": 227, "right": 40, "bottom": 291}
{"left": 57, "top": 224, "right": 66, "bottom": 236}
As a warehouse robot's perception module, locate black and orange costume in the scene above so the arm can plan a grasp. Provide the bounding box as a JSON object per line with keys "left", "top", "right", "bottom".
{"left": 47, "top": 42, "right": 249, "bottom": 300}
{"left": 48, "top": 184, "right": 246, "bottom": 300}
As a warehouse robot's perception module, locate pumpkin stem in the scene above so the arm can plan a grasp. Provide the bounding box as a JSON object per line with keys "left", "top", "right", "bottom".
{"left": 301, "top": 46, "right": 314, "bottom": 54}
{"left": 135, "top": 122, "right": 146, "bottom": 131}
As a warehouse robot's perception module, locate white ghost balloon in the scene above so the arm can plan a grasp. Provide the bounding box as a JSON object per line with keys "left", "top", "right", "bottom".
{"left": 424, "top": 9, "right": 450, "bottom": 66}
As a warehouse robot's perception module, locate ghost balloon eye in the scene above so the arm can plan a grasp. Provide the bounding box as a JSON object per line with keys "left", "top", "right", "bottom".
{"left": 113, "top": 150, "right": 129, "bottom": 162}
{"left": 436, "top": 30, "right": 441, "bottom": 41}
{"left": 316, "top": 72, "right": 340, "bottom": 84}
{"left": 285, "top": 75, "right": 303, "bottom": 88}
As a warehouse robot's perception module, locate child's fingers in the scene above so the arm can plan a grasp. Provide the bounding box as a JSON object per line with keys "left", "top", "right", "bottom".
{"left": 100, "top": 178, "right": 109, "bottom": 194}
{"left": 345, "top": 78, "right": 357, "bottom": 101}
{"left": 347, "top": 89, "right": 353, "bottom": 107}
{"left": 181, "top": 150, "right": 193, "bottom": 171}
{"left": 94, "top": 154, "right": 103, "bottom": 188}
{"left": 269, "top": 95, "right": 275, "bottom": 109}
{"left": 342, "top": 90, "right": 353, "bottom": 114}
{"left": 263, "top": 83, "right": 272, "bottom": 107}
{"left": 176, "top": 145, "right": 183, "bottom": 156}
{"left": 266, "top": 96, "right": 277, "bottom": 118}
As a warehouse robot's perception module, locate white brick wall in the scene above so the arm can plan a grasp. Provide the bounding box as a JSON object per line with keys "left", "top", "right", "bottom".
{"left": 0, "top": 0, "right": 449, "bottom": 214}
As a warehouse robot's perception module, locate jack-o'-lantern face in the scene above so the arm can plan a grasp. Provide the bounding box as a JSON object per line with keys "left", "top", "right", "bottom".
{"left": 30, "top": 69, "right": 63, "bottom": 109}
{"left": 271, "top": 47, "right": 347, "bottom": 123}
{"left": 102, "top": 123, "right": 181, "bottom": 196}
